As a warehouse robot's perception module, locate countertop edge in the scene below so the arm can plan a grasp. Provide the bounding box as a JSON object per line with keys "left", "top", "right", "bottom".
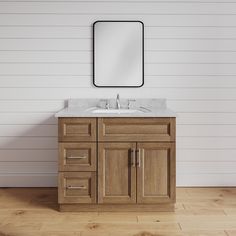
{"left": 54, "top": 108, "right": 177, "bottom": 118}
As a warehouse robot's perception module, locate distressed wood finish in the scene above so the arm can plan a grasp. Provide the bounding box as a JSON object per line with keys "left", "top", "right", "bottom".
{"left": 58, "top": 118, "right": 96, "bottom": 142}
{"left": 98, "top": 117, "right": 176, "bottom": 142}
{"left": 58, "top": 172, "right": 96, "bottom": 204}
{"left": 98, "top": 142, "right": 137, "bottom": 204}
{"left": 59, "top": 142, "right": 96, "bottom": 171}
{"left": 58, "top": 117, "right": 176, "bottom": 211}
{"left": 137, "top": 142, "right": 176, "bottom": 204}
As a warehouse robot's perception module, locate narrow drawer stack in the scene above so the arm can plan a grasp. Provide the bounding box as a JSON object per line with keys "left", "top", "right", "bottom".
{"left": 58, "top": 118, "right": 97, "bottom": 204}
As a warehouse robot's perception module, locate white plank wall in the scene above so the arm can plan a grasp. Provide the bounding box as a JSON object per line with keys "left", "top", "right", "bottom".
{"left": 0, "top": 0, "right": 236, "bottom": 187}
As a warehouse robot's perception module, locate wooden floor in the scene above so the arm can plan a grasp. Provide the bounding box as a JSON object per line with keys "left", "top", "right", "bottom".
{"left": 0, "top": 188, "right": 236, "bottom": 236}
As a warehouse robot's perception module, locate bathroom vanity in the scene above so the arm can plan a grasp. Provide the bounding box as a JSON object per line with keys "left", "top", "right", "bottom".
{"left": 55, "top": 98, "right": 176, "bottom": 212}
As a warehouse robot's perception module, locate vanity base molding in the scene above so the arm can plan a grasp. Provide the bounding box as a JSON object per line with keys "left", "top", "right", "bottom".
{"left": 60, "top": 204, "right": 174, "bottom": 212}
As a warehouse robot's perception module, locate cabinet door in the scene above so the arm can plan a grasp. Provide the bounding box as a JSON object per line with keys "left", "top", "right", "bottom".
{"left": 137, "top": 142, "right": 175, "bottom": 204}
{"left": 98, "top": 142, "right": 136, "bottom": 204}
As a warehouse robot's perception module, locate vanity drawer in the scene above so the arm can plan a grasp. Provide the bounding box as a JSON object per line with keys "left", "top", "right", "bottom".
{"left": 59, "top": 143, "right": 96, "bottom": 172}
{"left": 59, "top": 118, "right": 96, "bottom": 142}
{"left": 58, "top": 172, "right": 96, "bottom": 204}
{"left": 98, "top": 118, "right": 175, "bottom": 142}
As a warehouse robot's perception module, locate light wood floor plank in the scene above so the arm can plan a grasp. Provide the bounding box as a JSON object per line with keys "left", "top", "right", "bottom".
{"left": 226, "top": 230, "right": 236, "bottom": 236}
{"left": 180, "top": 220, "right": 236, "bottom": 231}
{"left": 41, "top": 222, "right": 181, "bottom": 232}
{"left": 80, "top": 230, "right": 227, "bottom": 236}
{"left": 0, "top": 187, "right": 235, "bottom": 236}
{"left": 137, "top": 215, "right": 236, "bottom": 223}
{"left": 0, "top": 232, "right": 81, "bottom": 236}
{"left": 224, "top": 208, "right": 236, "bottom": 216}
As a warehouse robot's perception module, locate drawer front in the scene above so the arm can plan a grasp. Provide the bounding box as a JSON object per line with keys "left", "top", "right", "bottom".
{"left": 59, "top": 118, "right": 96, "bottom": 142}
{"left": 59, "top": 143, "right": 96, "bottom": 171}
{"left": 98, "top": 118, "right": 175, "bottom": 142}
{"left": 58, "top": 172, "right": 96, "bottom": 204}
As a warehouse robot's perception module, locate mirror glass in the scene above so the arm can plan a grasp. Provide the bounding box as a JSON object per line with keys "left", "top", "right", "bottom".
{"left": 93, "top": 21, "right": 144, "bottom": 87}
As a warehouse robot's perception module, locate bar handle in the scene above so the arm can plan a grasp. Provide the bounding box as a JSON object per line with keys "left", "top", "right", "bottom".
{"left": 67, "top": 185, "right": 87, "bottom": 190}
{"left": 67, "top": 156, "right": 87, "bottom": 159}
{"left": 131, "top": 148, "right": 136, "bottom": 167}
{"left": 136, "top": 149, "right": 141, "bottom": 168}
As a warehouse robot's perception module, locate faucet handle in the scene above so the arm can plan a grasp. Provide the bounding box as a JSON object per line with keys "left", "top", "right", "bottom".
{"left": 100, "top": 99, "right": 110, "bottom": 109}
{"left": 127, "top": 99, "right": 136, "bottom": 109}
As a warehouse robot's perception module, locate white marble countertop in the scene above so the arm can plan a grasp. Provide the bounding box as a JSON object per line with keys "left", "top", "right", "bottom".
{"left": 55, "top": 98, "right": 177, "bottom": 118}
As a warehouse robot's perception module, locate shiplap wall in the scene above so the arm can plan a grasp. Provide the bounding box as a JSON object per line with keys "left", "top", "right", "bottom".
{"left": 0, "top": 0, "right": 236, "bottom": 187}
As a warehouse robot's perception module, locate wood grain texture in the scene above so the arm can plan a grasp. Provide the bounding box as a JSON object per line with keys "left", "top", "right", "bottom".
{"left": 58, "top": 172, "right": 96, "bottom": 204}
{"left": 58, "top": 117, "right": 176, "bottom": 210}
{"left": 98, "top": 142, "right": 136, "bottom": 204}
{"left": 137, "top": 142, "right": 176, "bottom": 204}
{"left": 0, "top": 187, "right": 235, "bottom": 235}
{"left": 59, "top": 142, "right": 96, "bottom": 172}
{"left": 58, "top": 118, "right": 96, "bottom": 142}
{"left": 98, "top": 117, "right": 176, "bottom": 142}
{"left": 60, "top": 203, "right": 174, "bottom": 212}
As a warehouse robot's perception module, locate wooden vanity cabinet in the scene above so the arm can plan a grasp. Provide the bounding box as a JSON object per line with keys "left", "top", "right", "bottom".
{"left": 58, "top": 117, "right": 176, "bottom": 212}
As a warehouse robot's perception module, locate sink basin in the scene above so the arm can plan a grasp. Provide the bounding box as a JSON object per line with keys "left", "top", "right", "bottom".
{"left": 92, "top": 108, "right": 143, "bottom": 114}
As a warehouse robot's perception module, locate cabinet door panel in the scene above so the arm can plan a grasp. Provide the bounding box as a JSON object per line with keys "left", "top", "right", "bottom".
{"left": 137, "top": 143, "right": 175, "bottom": 204}
{"left": 98, "top": 142, "right": 136, "bottom": 204}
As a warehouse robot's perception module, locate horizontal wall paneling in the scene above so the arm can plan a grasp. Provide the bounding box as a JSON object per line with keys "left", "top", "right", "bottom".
{"left": 0, "top": 0, "right": 236, "bottom": 186}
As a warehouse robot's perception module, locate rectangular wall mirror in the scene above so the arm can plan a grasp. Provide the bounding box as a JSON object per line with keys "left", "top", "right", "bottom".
{"left": 93, "top": 21, "right": 144, "bottom": 87}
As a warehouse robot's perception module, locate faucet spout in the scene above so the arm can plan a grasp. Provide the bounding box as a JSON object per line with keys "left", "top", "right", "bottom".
{"left": 116, "top": 94, "right": 121, "bottom": 109}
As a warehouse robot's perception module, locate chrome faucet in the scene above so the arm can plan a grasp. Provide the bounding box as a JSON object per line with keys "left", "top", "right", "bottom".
{"left": 116, "top": 94, "right": 121, "bottom": 109}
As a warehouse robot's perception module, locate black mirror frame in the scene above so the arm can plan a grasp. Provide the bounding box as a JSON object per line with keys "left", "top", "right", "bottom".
{"left": 92, "top": 20, "right": 144, "bottom": 88}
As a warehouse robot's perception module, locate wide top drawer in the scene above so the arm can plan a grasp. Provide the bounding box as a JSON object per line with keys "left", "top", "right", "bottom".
{"left": 98, "top": 118, "right": 175, "bottom": 142}
{"left": 59, "top": 118, "right": 96, "bottom": 142}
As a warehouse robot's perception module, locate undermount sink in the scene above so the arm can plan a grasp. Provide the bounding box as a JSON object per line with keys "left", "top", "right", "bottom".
{"left": 92, "top": 108, "right": 143, "bottom": 114}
